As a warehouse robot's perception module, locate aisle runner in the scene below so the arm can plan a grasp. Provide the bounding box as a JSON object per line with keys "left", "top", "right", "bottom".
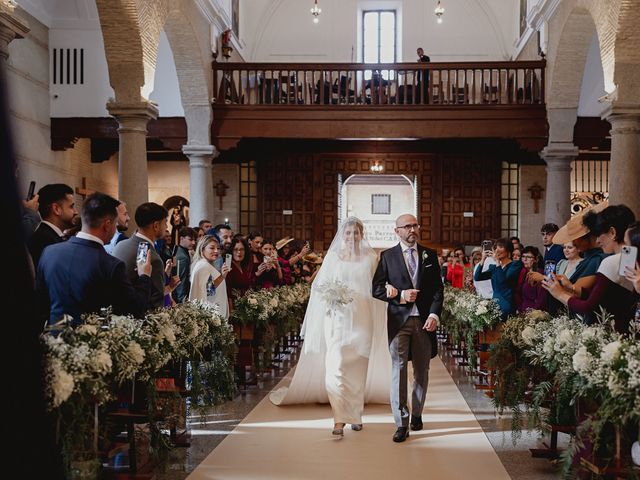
{"left": 187, "top": 358, "right": 510, "bottom": 480}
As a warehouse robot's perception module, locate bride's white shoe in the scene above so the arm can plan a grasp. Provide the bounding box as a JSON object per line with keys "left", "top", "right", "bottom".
{"left": 332, "top": 423, "right": 345, "bottom": 436}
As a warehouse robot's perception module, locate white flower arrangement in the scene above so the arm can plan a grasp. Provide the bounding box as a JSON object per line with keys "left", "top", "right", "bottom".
{"left": 319, "top": 279, "right": 354, "bottom": 316}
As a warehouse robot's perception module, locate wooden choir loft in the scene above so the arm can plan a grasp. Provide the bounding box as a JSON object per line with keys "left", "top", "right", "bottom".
{"left": 51, "top": 59, "right": 596, "bottom": 249}
{"left": 211, "top": 59, "right": 548, "bottom": 249}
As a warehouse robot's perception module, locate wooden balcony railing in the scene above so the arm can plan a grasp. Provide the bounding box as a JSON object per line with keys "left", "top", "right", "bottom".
{"left": 212, "top": 61, "right": 545, "bottom": 107}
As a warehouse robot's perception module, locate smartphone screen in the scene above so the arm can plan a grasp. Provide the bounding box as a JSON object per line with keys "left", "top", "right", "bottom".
{"left": 225, "top": 253, "right": 232, "bottom": 269}
{"left": 619, "top": 246, "right": 638, "bottom": 277}
{"left": 27, "top": 181, "right": 36, "bottom": 200}
{"left": 544, "top": 260, "right": 556, "bottom": 279}
{"left": 136, "top": 242, "right": 150, "bottom": 264}
{"left": 481, "top": 240, "right": 493, "bottom": 252}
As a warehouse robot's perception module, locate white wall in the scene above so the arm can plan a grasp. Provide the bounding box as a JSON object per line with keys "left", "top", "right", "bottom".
{"left": 49, "top": 24, "right": 114, "bottom": 117}
{"left": 149, "top": 31, "right": 184, "bottom": 117}
{"left": 8, "top": 8, "right": 116, "bottom": 204}
{"left": 248, "top": 0, "right": 518, "bottom": 62}
{"left": 577, "top": 33, "right": 606, "bottom": 117}
{"left": 343, "top": 182, "right": 414, "bottom": 248}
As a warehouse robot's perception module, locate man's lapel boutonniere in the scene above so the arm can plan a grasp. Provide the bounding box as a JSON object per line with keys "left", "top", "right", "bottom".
{"left": 421, "top": 250, "right": 430, "bottom": 266}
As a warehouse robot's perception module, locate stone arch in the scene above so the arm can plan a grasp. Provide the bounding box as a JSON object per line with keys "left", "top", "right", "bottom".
{"left": 546, "top": 4, "right": 599, "bottom": 110}
{"left": 611, "top": 0, "right": 640, "bottom": 101}
{"left": 96, "top": 0, "right": 170, "bottom": 102}
{"left": 163, "top": 1, "right": 213, "bottom": 145}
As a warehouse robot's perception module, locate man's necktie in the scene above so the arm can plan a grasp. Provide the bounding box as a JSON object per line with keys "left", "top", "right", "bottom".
{"left": 407, "top": 248, "right": 417, "bottom": 277}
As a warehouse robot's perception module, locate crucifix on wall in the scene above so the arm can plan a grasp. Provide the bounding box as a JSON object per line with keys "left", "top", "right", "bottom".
{"left": 75, "top": 177, "right": 94, "bottom": 199}
{"left": 214, "top": 179, "right": 229, "bottom": 210}
{"left": 528, "top": 182, "right": 544, "bottom": 214}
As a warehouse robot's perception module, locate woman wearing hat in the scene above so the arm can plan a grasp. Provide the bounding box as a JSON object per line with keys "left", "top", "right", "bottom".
{"left": 528, "top": 204, "right": 607, "bottom": 306}
{"left": 544, "top": 205, "right": 637, "bottom": 331}
{"left": 276, "top": 237, "right": 310, "bottom": 285}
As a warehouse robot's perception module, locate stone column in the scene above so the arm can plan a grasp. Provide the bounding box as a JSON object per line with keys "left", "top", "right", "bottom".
{"left": 540, "top": 144, "right": 577, "bottom": 227}
{"left": 602, "top": 105, "right": 640, "bottom": 216}
{"left": 107, "top": 101, "right": 158, "bottom": 219}
{"left": 0, "top": 2, "right": 29, "bottom": 63}
{"left": 183, "top": 144, "right": 216, "bottom": 227}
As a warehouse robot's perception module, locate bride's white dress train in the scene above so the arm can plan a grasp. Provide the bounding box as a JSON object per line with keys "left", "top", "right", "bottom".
{"left": 270, "top": 247, "right": 392, "bottom": 424}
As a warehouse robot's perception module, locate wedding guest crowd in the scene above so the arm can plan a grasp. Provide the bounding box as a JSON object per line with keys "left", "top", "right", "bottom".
{"left": 436, "top": 202, "right": 639, "bottom": 334}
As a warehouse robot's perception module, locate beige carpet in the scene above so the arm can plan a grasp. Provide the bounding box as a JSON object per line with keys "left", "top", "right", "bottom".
{"left": 187, "top": 358, "right": 510, "bottom": 480}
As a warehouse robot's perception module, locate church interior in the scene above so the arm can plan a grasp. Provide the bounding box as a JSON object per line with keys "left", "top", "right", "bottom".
{"left": 3, "top": 0, "right": 640, "bottom": 478}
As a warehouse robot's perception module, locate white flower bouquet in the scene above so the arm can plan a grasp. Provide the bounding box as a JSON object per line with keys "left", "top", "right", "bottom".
{"left": 318, "top": 279, "right": 354, "bottom": 316}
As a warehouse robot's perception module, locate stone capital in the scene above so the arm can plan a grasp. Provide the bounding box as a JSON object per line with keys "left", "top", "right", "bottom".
{"left": 107, "top": 101, "right": 158, "bottom": 134}
{"left": 0, "top": 4, "right": 30, "bottom": 60}
{"left": 540, "top": 143, "right": 578, "bottom": 170}
{"left": 182, "top": 144, "right": 216, "bottom": 157}
{"left": 601, "top": 103, "right": 640, "bottom": 135}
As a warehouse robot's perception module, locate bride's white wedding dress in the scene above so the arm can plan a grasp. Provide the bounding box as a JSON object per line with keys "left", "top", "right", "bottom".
{"left": 270, "top": 218, "right": 391, "bottom": 425}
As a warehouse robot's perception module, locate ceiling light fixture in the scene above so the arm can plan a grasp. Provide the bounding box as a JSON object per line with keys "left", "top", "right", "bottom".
{"left": 370, "top": 161, "right": 384, "bottom": 173}
{"left": 434, "top": 1, "right": 445, "bottom": 24}
{"left": 311, "top": 0, "right": 321, "bottom": 24}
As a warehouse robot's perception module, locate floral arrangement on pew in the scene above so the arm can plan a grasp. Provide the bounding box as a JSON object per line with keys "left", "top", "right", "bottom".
{"left": 487, "top": 309, "right": 640, "bottom": 475}
{"left": 42, "top": 301, "right": 235, "bottom": 474}
{"left": 231, "top": 283, "right": 310, "bottom": 335}
{"left": 231, "top": 283, "right": 311, "bottom": 370}
{"left": 441, "top": 286, "right": 502, "bottom": 367}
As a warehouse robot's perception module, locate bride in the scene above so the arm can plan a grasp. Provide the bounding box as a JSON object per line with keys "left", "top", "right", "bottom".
{"left": 269, "top": 217, "right": 391, "bottom": 436}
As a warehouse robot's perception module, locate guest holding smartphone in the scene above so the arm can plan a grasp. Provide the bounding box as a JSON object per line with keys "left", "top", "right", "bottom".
{"left": 474, "top": 238, "right": 523, "bottom": 319}
{"left": 544, "top": 205, "right": 636, "bottom": 331}
{"left": 254, "top": 240, "right": 282, "bottom": 289}
{"left": 622, "top": 222, "right": 640, "bottom": 325}
{"left": 189, "top": 235, "right": 230, "bottom": 320}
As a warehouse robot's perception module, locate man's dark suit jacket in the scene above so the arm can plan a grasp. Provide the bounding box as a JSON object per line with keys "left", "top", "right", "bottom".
{"left": 372, "top": 243, "right": 444, "bottom": 358}
{"left": 543, "top": 243, "right": 566, "bottom": 265}
{"left": 36, "top": 237, "right": 153, "bottom": 325}
{"left": 172, "top": 245, "right": 192, "bottom": 304}
{"left": 28, "top": 222, "right": 64, "bottom": 268}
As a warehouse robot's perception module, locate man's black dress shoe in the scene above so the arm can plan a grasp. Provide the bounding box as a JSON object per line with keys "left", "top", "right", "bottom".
{"left": 410, "top": 415, "right": 423, "bottom": 431}
{"left": 392, "top": 427, "right": 409, "bottom": 442}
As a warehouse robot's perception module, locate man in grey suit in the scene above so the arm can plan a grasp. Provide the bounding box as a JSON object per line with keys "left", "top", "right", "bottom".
{"left": 113, "top": 202, "right": 168, "bottom": 309}
{"left": 372, "top": 213, "right": 443, "bottom": 442}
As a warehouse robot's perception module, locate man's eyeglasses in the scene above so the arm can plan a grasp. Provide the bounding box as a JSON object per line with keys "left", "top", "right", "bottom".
{"left": 397, "top": 224, "right": 420, "bottom": 231}
{"left": 521, "top": 255, "right": 536, "bottom": 259}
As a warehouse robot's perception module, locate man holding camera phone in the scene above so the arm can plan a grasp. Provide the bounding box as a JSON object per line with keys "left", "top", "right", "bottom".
{"left": 36, "top": 192, "right": 153, "bottom": 326}
{"left": 113, "top": 202, "right": 168, "bottom": 309}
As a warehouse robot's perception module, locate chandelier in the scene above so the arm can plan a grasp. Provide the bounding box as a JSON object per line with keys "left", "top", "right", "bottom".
{"left": 310, "top": 0, "right": 321, "bottom": 24}
{"left": 370, "top": 161, "right": 384, "bottom": 173}
{"left": 434, "top": 1, "right": 445, "bottom": 24}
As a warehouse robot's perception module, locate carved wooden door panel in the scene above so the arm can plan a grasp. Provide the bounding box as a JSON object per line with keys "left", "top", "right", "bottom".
{"left": 439, "top": 156, "right": 500, "bottom": 246}
{"left": 257, "top": 154, "right": 316, "bottom": 244}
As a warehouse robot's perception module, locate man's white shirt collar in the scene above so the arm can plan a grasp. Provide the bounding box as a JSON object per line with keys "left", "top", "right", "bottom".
{"left": 135, "top": 231, "right": 155, "bottom": 245}
{"left": 41, "top": 220, "right": 65, "bottom": 238}
{"left": 76, "top": 232, "right": 104, "bottom": 246}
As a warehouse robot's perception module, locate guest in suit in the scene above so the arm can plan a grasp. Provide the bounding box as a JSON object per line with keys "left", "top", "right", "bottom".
{"left": 416, "top": 47, "right": 431, "bottom": 103}
{"left": 541, "top": 223, "right": 565, "bottom": 265}
{"left": 36, "top": 192, "right": 153, "bottom": 326}
{"left": 113, "top": 202, "right": 168, "bottom": 309}
{"left": 104, "top": 200, "right": 130, "bottom": 255}
{"left": 372, "top": 214, "right": 444, "bottom": 443}
{"left": 28, "top": 183, "right": 78, "bottom": 268}
{"left": 172, "top": 227, "right": 197, "bottom": 304}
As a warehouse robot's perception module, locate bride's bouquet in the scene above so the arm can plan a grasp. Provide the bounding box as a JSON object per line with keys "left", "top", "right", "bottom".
{"left": 318, "top": 279, "right": 354, "bottom": 316}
